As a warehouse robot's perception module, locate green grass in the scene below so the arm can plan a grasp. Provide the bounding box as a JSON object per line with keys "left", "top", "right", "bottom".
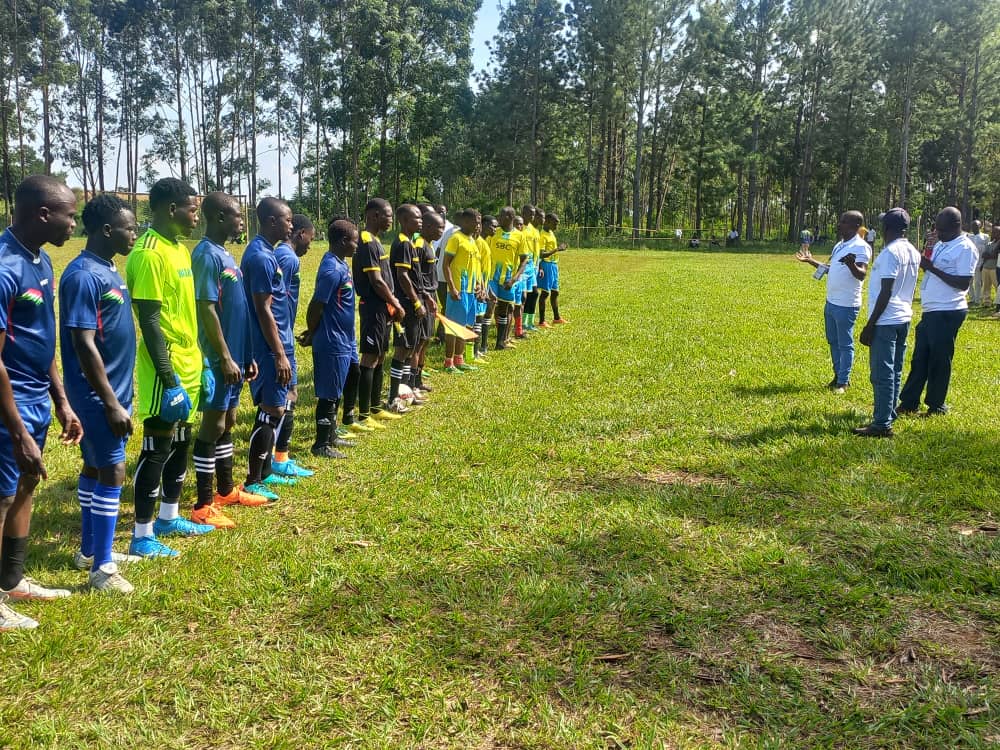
{"left": 1, "top": 241, "right": 998, "bottom": 748}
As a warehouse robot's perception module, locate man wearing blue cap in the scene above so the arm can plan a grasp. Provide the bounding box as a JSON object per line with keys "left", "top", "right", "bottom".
{"left": 854, "top": 209, "right": 921, "bottom": 437}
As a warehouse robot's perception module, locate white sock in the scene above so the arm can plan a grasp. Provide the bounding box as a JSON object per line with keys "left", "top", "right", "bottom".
{"left": 158, "top": 501, "right": 179, "bottom": 521}
{"left": 134, "top": 521, "right": 154, "bottom": 539}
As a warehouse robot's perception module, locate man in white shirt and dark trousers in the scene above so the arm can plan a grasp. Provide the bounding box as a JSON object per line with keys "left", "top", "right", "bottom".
{"left": 967, "top": 220, "right": 988, "bottom": 304}
{"left": 897, "top": 206, "right": 978, "bottom": 416}
{"left": 854, "top": 209, "right": 921, "bottom": 437}
{"left": 796, "top": 211, "right": 870, "bottom": 393}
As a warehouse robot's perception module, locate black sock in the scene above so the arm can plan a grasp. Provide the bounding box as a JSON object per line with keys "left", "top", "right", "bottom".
{"left": 538, "top": 294, "right": 548, "bottom": 323}
{"left": 0, "top": 535, "right": 28, "bottom": 590}
{"left": 314, "top": 398, "right": 336, "bottom": 449}
{"left": 193, "top": 438, "right": 216, "bottom": 510}
{"left": 215, "top": 431, "right": 235, "bottom": 496}
{"left": 247, "top": 409, "right": 278, "bottom": 485}
{"left": 388, "top": 358, "right": 406, "bottom": 403}
{"left": 525, "top": 290, "right": 539, "bottom": 315}
{"left": 276, "top": 401, "right": 294, "bottom": 453}
{"left": 358, "top": 365, "right": 375, "bottom": 420}
{"left": 480, "top": 320, "right": 490, "bottom": 352}
{"left": 370, "top": 361, "right": 385, "bottom": 413}
{"left": 551, "top": 294, "right": 560, "bottom": 320}
{"left": 496, "top": 315, "right": 509, "bottom": 348}
{"left": 342, "top": 362, "right": 360, "bottom": 425}
{"left": 161, "top": 424, "right": 191, "bottom": 503}
{"left": 133, "top": 431, "right": 173, "bottom": 523}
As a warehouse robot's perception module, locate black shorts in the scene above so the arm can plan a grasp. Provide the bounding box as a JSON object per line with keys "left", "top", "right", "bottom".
{"left": 420, "top": 310, "right": 434, "bottom": 342}
{"left": 359, "top": 303, "right": 390, "bottom": 356}
{"left": 392, "top": 301, "right": 422, "bottom": 350}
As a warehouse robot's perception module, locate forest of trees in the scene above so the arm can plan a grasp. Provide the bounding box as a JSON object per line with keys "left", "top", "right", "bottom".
{"left": 2, "top": 0, "right": 1000, "bottom": 241}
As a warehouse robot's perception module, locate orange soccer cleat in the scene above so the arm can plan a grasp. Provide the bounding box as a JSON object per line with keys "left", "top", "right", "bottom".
{"left": 215, "top": 485, "right": 272, "bottom": 507}
{"left": 190, "top": 504, "right": 236, "bottom": 529}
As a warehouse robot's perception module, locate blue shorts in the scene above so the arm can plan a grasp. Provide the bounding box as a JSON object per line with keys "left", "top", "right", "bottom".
{"left": 512, "top": 277, "right": 525, "bottom": 301}
{"left": 75, "top": 398, "right": 129, "bottom": 469}
{"left": 489, "top": 279, "right": 516, "bottom": 304}
{"left": 538, "top": 261, "right": 559, "bottom": 291}
{"left": 445, "top": 292, "right": 477, "bottom": 327}
{"left": 201, "top": 365, "right": 245, "bottom": 412}
{"left": 312, "top": 349, "right": 353, "bottom": 401}
{"left": 0, "top": 399, "right": 51, "bottom": 496}
{"left": 476, "top": 299, "right": 487, "bottom": 316}
{"left": 523, "top": 261, "right": 538, "bottom": 291}
{"left": 250, "top": 351, "right": 294, "bottom": 408}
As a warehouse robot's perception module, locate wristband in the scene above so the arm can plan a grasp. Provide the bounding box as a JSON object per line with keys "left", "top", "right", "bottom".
{"left": 413, "top": 299, "right": 422, "bottom": 310}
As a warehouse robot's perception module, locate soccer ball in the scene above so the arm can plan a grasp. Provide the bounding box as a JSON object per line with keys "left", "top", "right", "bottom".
{"left": 397, "top": 384, "right": 415, "bottom": 405}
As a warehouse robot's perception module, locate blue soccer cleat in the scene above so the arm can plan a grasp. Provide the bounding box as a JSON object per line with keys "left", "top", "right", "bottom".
{"left": 129, "top": 535, "right": 180, "bottom": 559}
{"left": 152, "top": 517, "right": 214, "bottom": 538}
{"left": 270, "top": 458, "right": 314, "bottom": 478}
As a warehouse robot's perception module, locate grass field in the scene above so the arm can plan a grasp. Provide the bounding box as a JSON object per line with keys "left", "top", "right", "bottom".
{"left": 1, "top": 240, "right": 998, "bottom": 749}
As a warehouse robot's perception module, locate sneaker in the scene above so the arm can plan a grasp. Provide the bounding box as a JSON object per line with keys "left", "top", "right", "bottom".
{"left": 243, "top": 482, "right": 280, "bottom": 501}
{"left": 538, "top": 321, "right": 552, "bottom": 329}
{"left": 372, "top": 407, "right": 402, "bottom": 420}
{"left": 357, "top": 416, "right": 386, "bottom": 430}
{"left": 312, "top": 445, "right": 347, "bottom": 459}
{"left": 73, "top": 550, "right": 142, "bottom": 571}
{"left": 386, "top": 398, "right": 410, "bottom": 415}
{"left": 852, "top": 424, "right": 894, "bottom": 438}
{"left": 416, "top": 381, "right": 433, "bottom": 392}
{"left": 262, "top": 473, "right": 297, "bottom": 487}
{"left": 347, "top": 420, "right": 375, "bottom": 434}
{"left": 88, "top": 564, "right": 134, "bottom": 595}
{"left": 271, "top": 459, "right": 315, "bottom": 478}
{"left": 443, "top": 365, "right": 463, "bottom": 374}
{"left": 333, "top": 437, "right": 356, "bottom": 449}
{"left": 129, "top": 535, "right": 180, "bottom": 559}
{"left": 215, "top": 485, "right": 272, "bottom": 507}
{"left": 410, "top": 394, "right": 428, "bottom": 406}
{"left": 832, "top": 386, "right": 847, "bottom": 395}
{"left": 456, "top": 363, "right": 479, "bottom": 372}
{"left": 191, "top": 504, "right": 236, "bottom": 529}
{"left": 552, "top": 318, "right": 569, "bottom": 324}
{"left": 0, "top": 594, "right": 37, "bottom": 631}
{"left": 472, "top": 356, "right": 488, "bottom": 364}
{"left": 505, "top": 340, "right": 519, "bottom": 348}
{"left": 152, "top": 516, "right": 215, "bottom": 538}
{"left": 335, "top": 425, "right": 352, "bottom": 438}
{"left": 2, "top": 577, "right": 72, "bottom": 601}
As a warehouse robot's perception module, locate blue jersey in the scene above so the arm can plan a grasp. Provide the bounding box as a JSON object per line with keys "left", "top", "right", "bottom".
{"left": 0, "top": 229, "right": 56, "bottom": 404}
{"left": 241, "top": 234, "right": 294, "bottom": 356}
{"left": 59, "top": 251, "right": 136, "bottom": 409}
{"left": 311, "top": 252, "right": 356, "bottom": 354}
{"left": 275, "top": 241, "right": 302, "bottom": 324}
{"left": 192, "top": 238, "right": 253, "bottom": 368}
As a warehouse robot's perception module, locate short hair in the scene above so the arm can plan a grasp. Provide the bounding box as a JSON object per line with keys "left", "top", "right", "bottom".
{"left": 327, "top": 217, "right": 357, "bottom": 246}
{"left": 499, "top": 206, "right": 516, "bottom": 220}
{"left": 365, "top": 197, "right": 391, "bottom": 215}
{"left": 482, "top": 214, "right": 497, "bottom": 226}
{"left": 421, "top": 210, "right": 444, "bottom": 227}
{"left": 520, "top": 203, "right": 535, "bottom": 215}
{"left": 82, "top": 193, "right": 131, "bottom": 235}
{"left": 545, "top": 212, "right": 559, "bottom": 222}
{"left": 13, "top": 175, "right": 74, "bottom": 219}
{"left": 397, "top": 203, "right": 420, "bottom": 221}
{"left": 256, "top": 196, "right": 289, "bottom": 224}
{"left": 292, "top": 213, "right": 314, "bottom": 233}
{"left": 149, "top": 178, "right": 196, "bottom": 211}
{"left": 201, "top": 191, "right": 237, "bottom": 218}
{"left": 435, "top": 204, "right": 447, "bottom": 215}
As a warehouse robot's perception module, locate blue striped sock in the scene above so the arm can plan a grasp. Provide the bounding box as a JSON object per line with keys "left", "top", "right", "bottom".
{"left": 90, "top": 483, "right": 122, "bottom": 570}
{"left": 78, "top": 474, "right": 98, "bottom": 558}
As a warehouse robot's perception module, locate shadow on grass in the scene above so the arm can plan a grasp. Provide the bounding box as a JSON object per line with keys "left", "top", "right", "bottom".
{"left": 730, "top": 382, "right": 814, "bottom": 397}
{"left": 719, "top": 408, "right": 861, "bottom": 446}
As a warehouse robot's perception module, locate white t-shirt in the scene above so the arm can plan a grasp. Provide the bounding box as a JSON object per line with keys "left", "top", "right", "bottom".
{"left": 434, "top": 220, "right": 456, "bottom": 282}
{"left": 826, "top": 235, "right": 872, "bottom": 307}
{"left": 920, "top": 234, "right": 978, "bottom": 312}
{"left": 867, "top": 238, "right": 920, "bottom": 325}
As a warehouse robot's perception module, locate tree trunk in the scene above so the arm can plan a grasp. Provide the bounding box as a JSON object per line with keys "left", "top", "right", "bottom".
{"left": 173, "top": 31, "right": 187, "bottom": 183}
{"left": 631, "top": 30, "right": 650, "bottom": 241}
{"left": 960, "top": 40, "right": 980, "bottom": 222}
{"left": 694, "top": 94, "right": 708, "bottom": 234}
{"left": 899, "top": 59, "right": 913, "bottom": 208}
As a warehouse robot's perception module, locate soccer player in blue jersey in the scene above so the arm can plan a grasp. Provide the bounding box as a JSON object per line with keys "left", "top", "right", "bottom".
{"left": 241, "top": 198, "right": 298, "bottom": 493}
{"left": 0, "top": 176, "right": 83, "bottom": 630}
{"left": 299, "top": 218, "right": 360, "bottom": 458}
{"left": 60, "top": 194, "right": 141, "bottom": 594}
{"left": 272, "top": 214, "right": 315, "bottom": 476}
{"left": 190, "top": 193, "right": 270, "bottom": 530}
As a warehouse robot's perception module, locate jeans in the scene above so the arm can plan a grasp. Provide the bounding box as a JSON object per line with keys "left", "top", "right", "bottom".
{"left": 898, "top": 309, "right": 968, "bottom": 412}
{"left": 824, "top": 302, "right": 859, "bottom": 386}
{"left": 869, "top": 323, "right": 909, "bottom": 428}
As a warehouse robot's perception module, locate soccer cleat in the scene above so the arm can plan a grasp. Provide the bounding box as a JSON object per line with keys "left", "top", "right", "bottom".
{"left": 129, "top": 535, "right": 180, "bottom": 559}
{"left": 312, "top": 444, "right": 348, "bottom": 459}
{"left": 262, "top": 473, "right": 297, "bottom": 487}
{"left": 538, "top": 321, "right": 552, "bottom": 329}
{"left": 443, "top": 365, "right": 463, "bottom": 374}
{"left": 333, "top": 437, "right": 356, "bottom": 448}
{"left": 2, "top": 577, "right": 72, "bottom": 602}
{"left": 89, "top": 564, "right": 135, "bottom": 595}
{"left": 215, "top": 485, "right": 272, "bottom": 507}
{"left": 410, "top": 393, "right": 428, "bottom": 406}
{"left": 372, "top": 408, "right": 402, "bottom": 420}
{"left": 421, "top": 367, "right": 438, "bottom": 375}
{"left": 73, "top": 550, "right": 142, "bottom": 571}
{"left": 416, "top": 381, "right": 433, "bottom": 392}
{"left": 152, "top": 516, "right": 215, "bottom": 538}
{"left": 386, "top": 398, "right": 410, "bottom": 415}
{"left": 0, "top": 594, "right": 38, "bottom": 631}
{"left": 357, "top": 416, "right": 386, "bottom": 430}
{"left": 271, "top": 459, "right": 315, "bottom": 478}
{"left": 552, "top": 318, "right": 569, "bottom": 324}
{"left": 472, "top": 356, "right": 488, "bottom": 364}
{"left": 191, "top": 504, "right": 236, "bottom": 529}
{"left": 457, "top": 363, "right": 479, "bottom": 372}
{"left": 243, "top": 482, "right": 280, "bottom": 501}
{"left": 335, "top": 425, "right": 352, "bottom": 438}
{"left": 347, "top": 420, "right": 375, "bottom": 434}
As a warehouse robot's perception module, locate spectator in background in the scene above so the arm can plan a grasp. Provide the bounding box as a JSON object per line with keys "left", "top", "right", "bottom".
{"left": 967, "top": 219, "right": 989, "bottom": 304}
{"left": 984, "top": 225, "right": 1000, "bottom": 311}
{"left": 726, "top": 228, "right": 739, "bottom": 247}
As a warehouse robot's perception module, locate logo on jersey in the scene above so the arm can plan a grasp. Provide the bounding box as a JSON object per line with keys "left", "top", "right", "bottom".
{"left": 101, "top": 288, "right": 126, "bottom": 305}
{"left": 18, "top": 289, "right": 44, "bottom": 306}
{"left": 221, "top": 268, "right": 240, "bottom": 284}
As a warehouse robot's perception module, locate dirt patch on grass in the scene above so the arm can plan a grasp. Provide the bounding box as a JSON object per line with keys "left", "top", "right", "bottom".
{"left": 636, "top": 469, "right": 731, "bottom": 488}
{"left": 741, "top": 612, "right": 843, "bottom": 669}
{"left": 886, "top": 610, "right": 999, "bottom": 675}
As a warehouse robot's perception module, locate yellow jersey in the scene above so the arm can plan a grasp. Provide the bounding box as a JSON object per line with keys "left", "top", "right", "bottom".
{"left": 539, "top": 229, "right": 558, "bottom": 264}
{"left": 444, "top": 231, "right": 479, "bottom": 293}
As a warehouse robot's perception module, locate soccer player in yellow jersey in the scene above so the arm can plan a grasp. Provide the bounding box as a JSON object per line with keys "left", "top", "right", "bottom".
{"left": 538, "top": 211, "right": 569, "bottom": 326}
{"left": 488, "top": 207, "right": 529, "bottom": 350}
{"left": 442, "top": 209, "right": 481, "bottom": 373}
{"left": 521, "top": 204, "right": 544, "bottom": 332}
{"left": 473, "top": 214, "right": 494, "bottom": 361}
{"left": 126, "top": 178, "right": 215, "bottom": 558}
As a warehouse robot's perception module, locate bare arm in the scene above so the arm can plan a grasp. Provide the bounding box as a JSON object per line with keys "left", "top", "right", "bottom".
{"left": 252, "top": 292, "right": 291, "bottom": 385}
{"left": 197, "top": 300, "right": 240, "bottom": 385}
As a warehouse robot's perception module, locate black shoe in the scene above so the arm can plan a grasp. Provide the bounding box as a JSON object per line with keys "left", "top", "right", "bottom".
{"left": 311, "top": 445, "right": 347, "bottom": 459}
{"left": 827, "top": 378, "right": 838, "bottom": 389}
{"left": 417, "top": 382, "right": 433, "bottom": 392}
{"left": 896, "top": 406, "right": 920, "bottom": 416}
{"left": 333, "top": 437, "right": 355, "bottom": 449}
{"left": 925, "top": 407, "right": 948, "bottom": 416}
{"left": 852, "top": 424, "right": 894, "bottom": 438}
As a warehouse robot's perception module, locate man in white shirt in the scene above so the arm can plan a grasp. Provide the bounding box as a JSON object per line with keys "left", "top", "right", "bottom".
{"left": 897, "top": 206, "right": 978, "bottom": 416}
{"left": 854, "top": 209, "right": 921, "bottom": 437}
{"left": 967, "top": 219, "right": 988, "bottom": 304}
{"left": 796, "top": 211, "right": 870, "bottom": 393}
{"left": 433, "top": 205, "right": 456, "bottom": 341}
